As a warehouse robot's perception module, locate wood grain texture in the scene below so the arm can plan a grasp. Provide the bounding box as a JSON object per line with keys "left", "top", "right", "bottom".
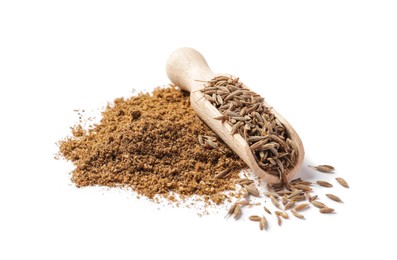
{"left": 166, "top": 48, "right": 304, "bottom": 184}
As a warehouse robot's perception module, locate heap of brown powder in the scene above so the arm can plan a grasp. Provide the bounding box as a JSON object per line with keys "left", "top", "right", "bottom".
{"left": 58, "top": 86, "right": 246, "bottom": 203}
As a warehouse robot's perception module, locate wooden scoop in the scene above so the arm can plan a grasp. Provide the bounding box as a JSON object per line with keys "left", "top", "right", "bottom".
{"left": 166, "top": 47, "right": 304, "bottom": 184}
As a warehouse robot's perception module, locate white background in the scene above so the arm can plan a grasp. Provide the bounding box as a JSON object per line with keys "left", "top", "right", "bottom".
{"left": 1, "top": 0, "right": 397, "bottom": 259}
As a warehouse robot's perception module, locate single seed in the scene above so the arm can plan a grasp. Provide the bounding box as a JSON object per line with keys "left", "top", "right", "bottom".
{"left": 214, "top": 169, "right": 231, "bottom": 179}
{"left": 236, "top": 200, "right": 250, "bottom": 206}
{"left": 309, "top": 195, "right": 318, "bottom": 202}
{"left": 276, "top": 214, "right": 282, "bottom": 226}
{"left": 203, "top": 135, "right": 217, "bottom": 141}
{"left": 311, "top": 201, "right": 327, "bottom": 209}
{"left": 298, "top": 180, "right": 313, "bottom": 186}
{"left": 236, "top": 178, "right": 254, "bottom": 185}
{"left": 205, "top": 139, "right": 218, "bottom": 149}
{"left": 336, "top": 177, "right": 349, "bottom": 188}
{"left": 269, "top": 147, "right": 279, "bottom": 156}
{"left": 287, "top": 190, "right": 302, "bottom": 199}
{"left": 284, "top": 201, "right": 296, "bottom": 210}
{"left": 275, "top": 211, "right": 289, "bottom": 219}
{"left": 216, "top": 94, "right": 223, "bottom": 105}
{"left": 213, "top": 115, "right": 228, "bottom": 123}
{"left": 276, "top": 190, "right": 292, "bottom": 196}
{"left": 264, "top": 191, "right": 279, "bottom": 198}
{"left": 198, "top": 135, "right": 204, "bottom": 146}
{"left": 230, "top": 121, "right": 243, "bottom": 135}
{"left": 260, "top": 217, "right": 267, "bottom": 230}
{"left": 232, "top": 116, "right": 248, "bottom": 122}
{"left": 290, "top": 195, "right": 306, "bottom": 202}
{"left": 264, "top": 206, "right": 272, "bottom": 215}
{"left": 281, "top": 172, "right": 289, "bottom": 189}
{"left": 200, "top": 86, "right": 219, "bottom": 91}
{"left": 309, "top": 165, "right": 335, "bottom": 173}
{"left": 241, "top": 188, "right": 249, "bottom": 199}
{"left": 224, "top": 90, "right": 244, "bottom": 101}
{"left": 243, "top": 184, "right": 260, "bottom": 197}
{"left": 249, "top": 215, "right": 262, "bottom": 221}
{"left": 319, "top": 207, "right": 335, "bottom": 214}
{"left": 282, "top": 195, "right": 287, "bottom": 205}
{"left": 268, "top": 157, "right": 277, "bottom": 165}
{"left": 292, "top": 184, "right": 312, "bottom": 192}
{"left": 224, "top": 110, "right": 239, "bottom": 117}
{"left": 316, "top": 180, "right": 333, "bottom": 188}
{"left": 294, "top": 203, "right": 309, "bottom": 211}
{"left": 233, "top": 204, "right": 242, "bottom": 220}
{"left": 270, "top": 196, "right": 281, "bottom": 209}
{"left": 249, "top": 140, "right": 269, "bottom": 150}
{"left": 204, "top": 94, "right": 215, "bottom": 102}
{"left": 291, "top": 209, "right": 305, "bottom": 219}
{"left": 247, "top": 136, "right": 268, "bottom": 142}
{"left": 326, "top": 194, "right": 343, "bottom": 203}
{"left": 225, "top": 203, "right": 236, "bottom": 219}
{"left": 239, "top": 107, "right": 247, "bottom": 116}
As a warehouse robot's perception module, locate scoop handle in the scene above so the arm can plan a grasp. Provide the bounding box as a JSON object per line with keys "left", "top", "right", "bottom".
{"left": 166, "top": 48, "right": 215, "bottom": 92}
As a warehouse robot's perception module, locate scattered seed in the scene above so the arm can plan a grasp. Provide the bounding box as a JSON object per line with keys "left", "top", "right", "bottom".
{"left": 225, "top": 203, "right": 237, "bottom": 219}
{"left": 326, "top": 194, "right": 343, "bottom": 203}
{"left": 237, "top": 178, "right": 254, "bottom": 185}
{"left": 206, "top": 139, "right": 219, "bottom": 149}
{"left": 276, "top": 214, "right": 282, "bottom": 226}
{"left": 336, "top": 177, "right": 349, "bottom": 188}
{"left": 276, "top": 190, "right": 292, "bottom": 196}
{"left": 309, "top": 195, "right": 318, "bottom": 202}
{"left": 198, "top": 135, "right": 206, "bottom": 146}
{"left": 213, "top": 115, "right": 228, "bottom": 123}
{"left": 260, "top": 217, "right": 267, "bottom": 230}
{"left": 264, "top": 206, "right": 272, "bottom": 215}
{"left": 270, "top": 196, "right": 281, "bottom": 209}
{"left": 292, "top": 184, "right": 312, "bottom": 192}
{"left": 316, "top": 180, "right": 333, "bottom": 188}
{"left": 249, "top": 215, "right": 262, "bottom": 221}
{"left": 275, "top": 211, "right": 289, "bottom": 221}
{"left": 298, "top": 180, "right": 313, "bottom": 186}
{"left": 290, "top": 195, "right": 306, "bottom": 202}
{"left": 319, "top": 207, "right": 335, "bottom": 214}
{"left": 233, "top": 204, "right": 242, "bottom": 220}
{"left": 287, "top": 190, "right": 302, "bottom": 199}
{"left": 284, "top": 201, "right": 296, "bottom": 210}
{"left": 294, "top": 203, "right": 309, "bottom": 211}
{"left": 243, "top": 184, "right": 260, "bottom": 197}
{"left": 309, "top": 165, "right": 335, "bottom": 173}
{"left": 311, "top": 201, "right": 327, "bottom": 209}
{"left": 282, "top": 195, "right": 287, "bottom": 205}
{"left": 236, "top": 200, "right": 250, "bottom": 206}
{"left": 214, "top": 169, "right": 231, "bottom": 179}
{"left": 241, "top": 188, "right": 249, "bottom": 199}
{"left": 291, "top": 209, "right": 305, "bottom": 219}
{"left": 264, "top": 191, "right": 279, "bottom": 198}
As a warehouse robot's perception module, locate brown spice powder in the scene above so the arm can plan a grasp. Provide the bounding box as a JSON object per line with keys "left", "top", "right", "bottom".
{"left": 58, "top": 86, "right": 246, "bottom": 203}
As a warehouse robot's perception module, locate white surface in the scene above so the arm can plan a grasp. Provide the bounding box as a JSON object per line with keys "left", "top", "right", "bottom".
{"left": 1, "top": 0, "right": 396, "bottom": 259}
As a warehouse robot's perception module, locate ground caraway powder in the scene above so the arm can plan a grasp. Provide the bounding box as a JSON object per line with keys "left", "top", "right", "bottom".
{"left": 58, "top": 86, "right": 246, "bottom": 204}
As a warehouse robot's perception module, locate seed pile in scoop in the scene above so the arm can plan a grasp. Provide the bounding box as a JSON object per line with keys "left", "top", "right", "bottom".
{"left": 201, "top": 76, "right": 297, "bottom": 180}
